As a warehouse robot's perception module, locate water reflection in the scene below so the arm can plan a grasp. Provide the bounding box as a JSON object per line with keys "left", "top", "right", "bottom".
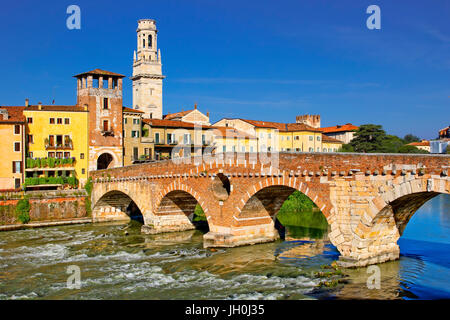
{"left": 0, "top": 195, "right": 448, "bottom": 300}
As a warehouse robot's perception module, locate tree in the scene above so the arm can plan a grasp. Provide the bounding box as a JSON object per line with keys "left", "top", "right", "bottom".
{"left": 403, "top": 134, "right": 421, "bottom": 144}
{"left": 338, "top": 144, "right": 354, "bottom": 152}
{"left": 379, "top": 135, "right": 405, "bottom": 153}
{"left": 397, "top": 145, "right": 429, "bottom": 154}
{"left": 349, "top": 124, "right": 387, "bottom": 153}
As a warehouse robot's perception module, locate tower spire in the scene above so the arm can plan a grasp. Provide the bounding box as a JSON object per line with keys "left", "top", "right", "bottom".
{"left": 131, "top": 19, "right": 165, "bottom": 119}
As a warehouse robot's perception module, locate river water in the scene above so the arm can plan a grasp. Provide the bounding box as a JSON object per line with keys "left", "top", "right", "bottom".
{"left": 0, "top": 194, "right": 448, "bottom": 300}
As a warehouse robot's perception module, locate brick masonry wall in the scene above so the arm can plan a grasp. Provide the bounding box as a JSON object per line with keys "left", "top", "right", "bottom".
{"left": 91, "top": 152, "right": 449, "bottom": 267}
{"left": 0, "top": 190, "right": 88, "bottom": 225}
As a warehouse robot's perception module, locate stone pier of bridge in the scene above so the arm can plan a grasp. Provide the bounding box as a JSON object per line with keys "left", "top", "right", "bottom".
{"left": 90, "top": 152, "right": 449, "bottom": 267}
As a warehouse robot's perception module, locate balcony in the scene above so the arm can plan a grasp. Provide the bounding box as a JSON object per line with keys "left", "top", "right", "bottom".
{"left": 101, "top": 129, "right": 114, "bottom": 137}
{"left": 45, "top": 137, "right": 73, "bottom": 150}
{"left": 25, "top": 157, "right": 76, "bottom": 170}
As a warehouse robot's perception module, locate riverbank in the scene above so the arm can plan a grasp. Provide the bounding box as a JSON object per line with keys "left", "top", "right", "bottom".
{"left": 0, "top": 217, "right": 92, "bottom": 231}
{"left": 0, "top": 189, "right": 89, "bottom": 227}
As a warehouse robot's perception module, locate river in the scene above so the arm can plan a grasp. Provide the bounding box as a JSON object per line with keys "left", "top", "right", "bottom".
{"left": 0, "top": 194, "right": 448, "bottom": 300}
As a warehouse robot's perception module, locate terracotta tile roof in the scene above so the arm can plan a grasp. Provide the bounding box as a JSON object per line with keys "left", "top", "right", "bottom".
{"left": 73, "top": 69, "right": 126, "bottom": 78}
{"left": 123, "top": 107, "right": 144, "bottom": 114}
{"left": 143, "top": 118, "right": 213, "bottom": 129}
{"left": 163, "top": 109, "right": 195, "bottom": 120}
{"left": 321, "top": 134, "right": 344, "bottom": 144}
{"left": 211, "top": 127, "right": 257, "bottom": 139}
{"left": 320, "top": 123, "right": 359, "bottom": 133}
{"left": 408, "top": 141, "right": 430, "bottom": 147}
{"left": 0, "top": 106, "right": 26, "bottom": 124}
{"left": 25, "top": 105, "right": 87, "bottom": 112}
{"left": 237, "top": 119, "right": 322, "bottom": 132}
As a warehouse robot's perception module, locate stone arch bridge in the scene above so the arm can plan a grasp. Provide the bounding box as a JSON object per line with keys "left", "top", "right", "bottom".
{"left": 90, "top": 152, "right": 449, "bottom": 267}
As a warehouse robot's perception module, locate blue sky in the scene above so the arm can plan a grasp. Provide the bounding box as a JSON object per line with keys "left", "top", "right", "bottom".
{"left": 0, "top": 0, "right": 448, "bottom": 139}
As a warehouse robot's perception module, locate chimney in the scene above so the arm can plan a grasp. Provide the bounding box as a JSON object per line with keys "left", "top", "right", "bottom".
{"left": 38, "top": 102, "right": 42, "bottom": 110}
{"left": 25, "top": 98, "right": 29, "bottom": 107}
{"left": 207, "top": 111, "right": 210, "bottom": 117}
{"left": 194, "top": 103, "right": 197, "bottom": 110}
{"left": 83, "top": 104, "right": 88, "bottom": 111}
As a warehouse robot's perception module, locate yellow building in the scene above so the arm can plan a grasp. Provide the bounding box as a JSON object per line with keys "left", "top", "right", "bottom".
{"left": 0, "top": 107, "right": 26, "bottom": 190}
{"left": 23, "top": 104, "right": 89, "bottom": 188}
{"left": 213, "top": 118, "right": 328, "bottom": 152}
{"left": 211, "top": 127, "right": 258, "bottom": 153}
{"left": 321, "top": 134, "right": 344, "bottom": 152}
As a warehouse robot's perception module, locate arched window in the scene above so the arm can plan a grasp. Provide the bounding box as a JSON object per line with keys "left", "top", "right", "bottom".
{"left": 148, "top": 35, "right": 152, "bottom": 48}
{"left": 143, "top": 38, "right": 145, "bottom": 48}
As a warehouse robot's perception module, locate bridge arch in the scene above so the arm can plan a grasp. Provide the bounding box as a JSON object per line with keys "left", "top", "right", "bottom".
{"left": 149, "top": 182, "right": 212, "bottom": 232}
{"left": 343, "top": 176, "right": 450, "bottom": 267}
{"left": 92, "top": 189, "right": 144, "bottom": 223}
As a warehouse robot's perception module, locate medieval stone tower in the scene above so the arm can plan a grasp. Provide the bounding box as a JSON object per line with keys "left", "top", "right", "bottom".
{"left": 75, "top": 69, "right": 124, "bottom": 171}
{"left": 131, "top": 19, "right": 165, "bottom": 119}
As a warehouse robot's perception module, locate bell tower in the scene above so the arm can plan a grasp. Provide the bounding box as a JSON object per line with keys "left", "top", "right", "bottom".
{"left": 131, "top": 19, "right": 165, "bottom": 119}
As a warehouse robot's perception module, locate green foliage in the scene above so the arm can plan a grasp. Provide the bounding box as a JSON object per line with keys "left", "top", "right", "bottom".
{"left": 15, "top": 197, "right": 31, "bottom": 224}
{"left": 142, "top": 127, "right": 149, "bottom": 137}
{"left": 349, "top": 124, "right": 387, "bottom": 153}
{"left": 338, "top": 144, "right": 354, "bottom": 152}
{"left": 193, "top": 204, "right": 207, "bottom": 221}
{"left": 84, "top": 177, "right": 93, "bottom": 216}
{"left": 379, "top": 135, "right": 405, "bottom": 153}
{"left": 277, "top": 191, "right": 328, "bottom": 230}
{"left": 398, "top": 145, "right": 429, "bottom": 154}
{"left": 348, "top": 124, "right": 428, "bottom": 154}
{"left": 403, "top": 134, "right": 421, "bottom": 144}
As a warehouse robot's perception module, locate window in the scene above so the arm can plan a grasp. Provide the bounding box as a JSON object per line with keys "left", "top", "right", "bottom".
{"left": 232, "top": 146, "right": 236, "bottom": 152}
{"left": 309, "top": 136, "right": 313, "bottom": 141}
{"left": 241, "top": 146, "right": 245, "bottom": 152}
{"left": 268, "top": 147, "right": 271, "bottom": 152}
{"left": 48, "top": 152, "right": 55, "bottom": 158}
{"left": 57, "top": 118, "right": 62, "bottom": 124}
{"left": 250, "top": 146, "right": 254, "bottom": 152}
{"left": 317, "top": 147, "right": 320, "bottom": 152}
{"left": 309, "top": 147, "right": 313, "bottom": 152}
{"left": 143, "top": 38, "right": 146, "bottom": 48}
{"left": 80, "top": 153, "right": 84, "bottom": 159}
{"left": 64, "top": 152, "right": 70, "bottom": 158}
{"left": 49, "top": 118, "right": 55, "bottom": 124}
{"left": 149, "top": 88, "right": 153, "bottom": 96}
{"left": 296, "top": 148, "right": 300, "bottom": 152}
{"left": 133, "top": 118, "right": 140, "bottom": 125}
{"left": 202, "top": 134, "right": 206, "bottom": 145}
{"left": 27, "top": 134, "right": 33, "bottom": 144}
{"left": 14, "top": 125, "right": 20, "bottom": 135}
{"left": 14, "top": 178, "right": 20, "bottom": 189}
{"left": 64, "top": 118, "right": 70, "bottom": 125}
{"left": 222, "top": 146, "right": 226, "bottom": 153}
{"left": 56, "top": 152, "right": 63, "bottom": 158}
{"left": 82, "top": 168, "right": 85, "bottom": 174}
{"left": 103, "top": 98, "right": 109, "bottom": 109}
{"left": 133, "top": 147, "right": 139, "bottom": 160}
{"left": 155, "top": 132, "right": 160, "bottom": 144}
{"left": 29, "top": 152, "right": 33, "bottom": 158}
{"left": 295, "top": 136, "right": 299, "bottom": 140}
{"left": 12, "top": 161, "right": 22, "bottom": 173}
{"left": 183, "top": 134, "right": 190, "bottom": 144}
{"left": 148, "top": 35, "right": 152, "bottom": 48}
{"left": 287, "top": 136, "right": 290, "bottom": 141}
{"left": 281, "top": 136, "right": 284, "bottom": 141}
{"left": 14, "top": 142, "right": 20, "bottom": 152}
{"left": 124, "top": 118, "right": 127, "bottom": 124}
{"left": 167, "top": 133, "right": 175, "bottom": 144}
{"left": 323, "top": 148, "right": 327, "bottom": 152}
{"left": 317, "top": 136, "right": 321, "bottom": 141}
{"left": 131, "top": 130, "right": 139, "bottom": 138}
{"left": 103, "top": 120, "right": 109, "bottom": 132}
{"left": 27, "top": 117, "right": 33, "bottom": 124}
{"left": 56, "top": 135, "right": 63, "bottom": 147}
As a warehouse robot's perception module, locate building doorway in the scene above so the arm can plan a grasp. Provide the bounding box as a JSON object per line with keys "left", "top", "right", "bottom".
{"left": 97, "top": 153, "right": 114, "bottom": 170}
